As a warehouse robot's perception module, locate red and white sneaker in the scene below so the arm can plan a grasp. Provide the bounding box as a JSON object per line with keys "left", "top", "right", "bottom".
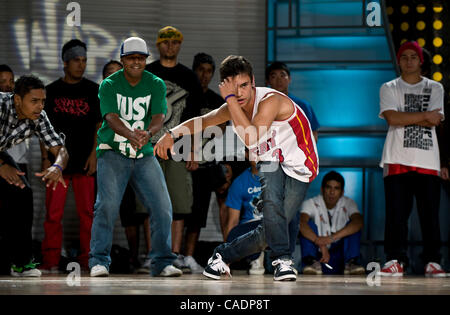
{"left": 378, "top": 260, "right": 404, "bottom": 277}
{"left": 425, "top": 262, "right": 446, "bottom": 278}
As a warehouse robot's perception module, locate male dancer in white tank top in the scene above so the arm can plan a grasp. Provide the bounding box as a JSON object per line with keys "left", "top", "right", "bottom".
{"left": 155, "top": 55, "right": 319, "bottom": 281}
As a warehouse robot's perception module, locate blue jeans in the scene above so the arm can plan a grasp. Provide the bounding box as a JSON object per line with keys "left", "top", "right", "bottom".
{"left": 214, "top": 162, "right": 309, "bottom": 263}
{"left": 89, "top": 151, "right": 176, "bottom": 275}
{"left": 227, "top": 212, "right": 301, "bottom": 263}
{"left": 227, "top": 220, "right": 262, "bottom": 262}
{"left": 300, "top": 220, "right": 361, "bottom": 274}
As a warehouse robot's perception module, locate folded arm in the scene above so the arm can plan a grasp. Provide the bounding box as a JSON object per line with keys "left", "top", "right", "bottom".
{"left": 382, "top": 109, "right": 443, "bottom": 127}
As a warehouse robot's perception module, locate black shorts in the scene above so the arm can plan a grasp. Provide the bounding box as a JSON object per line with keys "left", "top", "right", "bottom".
{"left": 185, "top": 167, "right": 216, "bottom": 228}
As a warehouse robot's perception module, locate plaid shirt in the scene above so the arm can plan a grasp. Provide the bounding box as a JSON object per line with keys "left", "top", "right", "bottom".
{"left": 0, "top": 92, "right": 65, "bottom": 152}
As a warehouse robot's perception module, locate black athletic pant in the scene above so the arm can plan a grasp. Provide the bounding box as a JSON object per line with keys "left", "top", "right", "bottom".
{"left": 384, "top": 172, "right": 441, "bottom": 266}
{"left": 0, "top": 163, "right": 34, "bottom": 269}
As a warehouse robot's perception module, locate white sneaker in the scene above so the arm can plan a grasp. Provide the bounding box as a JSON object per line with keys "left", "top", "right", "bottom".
{"left": 90, "top": 264, "right": 109, "bottom": 277}
{"left": 184, "top": 256, "right": 203, "bottom": 274}
{"left": 158, "top": 265, "right": 182, "bottom": 277}
{"left": 248, "top": 252, "right": 265, "bottom": 275}
{"left": 10, "top": 267, "right": 42, "bottom": 277}
{"left": 203, "top": 253, "right": 231, "bottom": 280}
{"left": 10, "top": 261, "right": 41, "bottom": 277}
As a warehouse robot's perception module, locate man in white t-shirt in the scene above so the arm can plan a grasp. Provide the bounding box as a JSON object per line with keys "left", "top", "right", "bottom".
{"left": 299, "top": 171, "right": 364, "bottom": 275}
{"left": 378, "top": 41, "right": 446, "bottom": 278}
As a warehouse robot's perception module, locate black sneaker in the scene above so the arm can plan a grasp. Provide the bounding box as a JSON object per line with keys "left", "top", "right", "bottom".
{"left": 272, "top": 259, "right": 296, "bottom": 281}
{"left": 202, "top": 253, "right": 231, "bottom": 280}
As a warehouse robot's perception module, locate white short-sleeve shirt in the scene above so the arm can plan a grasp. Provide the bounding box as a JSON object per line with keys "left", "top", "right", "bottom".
{"left": 379, "top": 77, "right": 444, "bottom": 171}
{"left": 300, "top": 195, "right": 360, "bottom": 238}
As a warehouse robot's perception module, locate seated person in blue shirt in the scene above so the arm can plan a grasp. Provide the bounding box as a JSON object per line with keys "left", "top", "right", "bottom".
{"left": 223, "top": 161, "right": 263, "bottom": 275}
{"left": 265, "top": 61, "right": 320, "bottom": 143}
{"left": 299, "top": 171, "right": 365, "bottom": 275}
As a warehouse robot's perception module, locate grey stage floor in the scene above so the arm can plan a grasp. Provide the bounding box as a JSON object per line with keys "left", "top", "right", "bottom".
{"left": 0, "top": 272, "right": 449, "bottom": 295}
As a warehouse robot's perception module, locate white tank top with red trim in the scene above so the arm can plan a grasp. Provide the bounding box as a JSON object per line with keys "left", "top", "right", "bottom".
{"left": 232, "top": 87, "right": 319, "bottom": 183}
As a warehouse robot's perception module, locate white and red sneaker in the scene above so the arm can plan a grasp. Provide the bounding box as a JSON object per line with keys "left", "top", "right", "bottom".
{"left": 378, "top": 260, "right": 404, "bottom": 277}
{"left": 425, "top": 262, "right": 446, "bottom": 278}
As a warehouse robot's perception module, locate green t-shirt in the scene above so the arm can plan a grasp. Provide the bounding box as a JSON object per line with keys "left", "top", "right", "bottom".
{"left": 97, "top": 69, "right": 167, "bottom": 158}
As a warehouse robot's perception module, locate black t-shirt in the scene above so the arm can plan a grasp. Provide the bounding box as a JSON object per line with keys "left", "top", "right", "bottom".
{"left": 145, "top": 61, "right": 205, "bottom": 143}
{"left": 45, "top": 78, "right": 101, "bottom": 174}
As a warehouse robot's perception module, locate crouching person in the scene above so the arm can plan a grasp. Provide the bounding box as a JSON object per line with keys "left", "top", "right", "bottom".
{"left": 299, "top": 171, "right": 364, "bottom": 275}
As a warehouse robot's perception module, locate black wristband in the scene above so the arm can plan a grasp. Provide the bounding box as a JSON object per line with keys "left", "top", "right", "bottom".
{"left": 147, "top": 130, "right": 152, "bottom": 138}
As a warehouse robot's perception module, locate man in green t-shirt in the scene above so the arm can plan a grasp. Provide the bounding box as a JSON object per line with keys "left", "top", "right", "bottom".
{"left": 89, "top": 37, "right": 181, "bottom": 277}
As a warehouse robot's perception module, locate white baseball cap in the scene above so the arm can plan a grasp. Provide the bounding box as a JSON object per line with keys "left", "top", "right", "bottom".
{"left": 120, "top": 37, "right": 149, "bottom": 57}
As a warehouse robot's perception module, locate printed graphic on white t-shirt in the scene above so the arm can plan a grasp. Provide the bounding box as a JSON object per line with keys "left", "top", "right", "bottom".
{"left": 99, "top": 93, "right": 152, "bottom": 158}
{"left": 114, "top": 93, "right": 151, "bottom": 158}
{"left": 403, "top": 91, "right": 433, "bottom": 150}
